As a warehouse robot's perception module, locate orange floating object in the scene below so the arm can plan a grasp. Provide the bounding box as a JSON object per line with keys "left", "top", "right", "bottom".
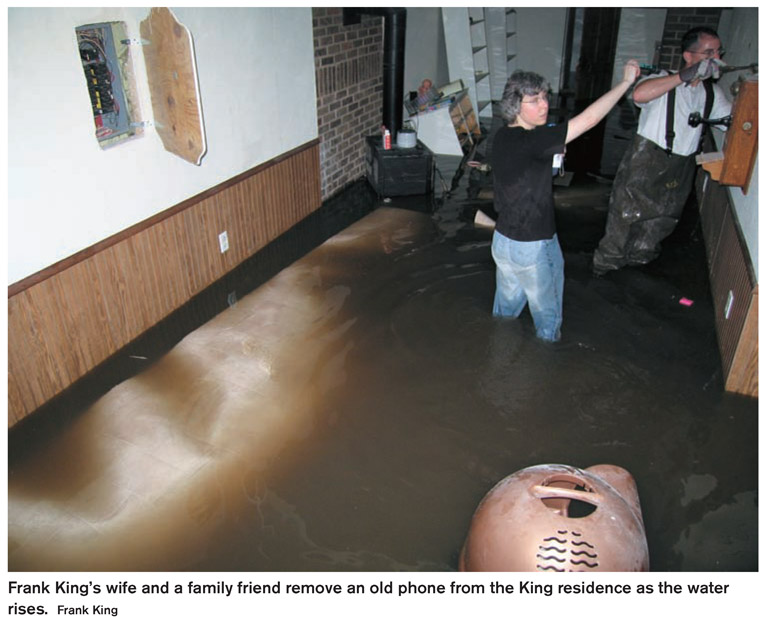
{"left": 459, "top": 463, "right": 649, "bottom": 572}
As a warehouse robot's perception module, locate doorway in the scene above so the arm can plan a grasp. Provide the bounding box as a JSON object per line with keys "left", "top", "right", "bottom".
{"left": 560, "top": 7, "right": 622, "bottom": 175}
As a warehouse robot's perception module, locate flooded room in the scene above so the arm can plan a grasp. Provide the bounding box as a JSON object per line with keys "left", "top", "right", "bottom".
{"left": 6, "top": 6, "right": 759, "bottom": 614}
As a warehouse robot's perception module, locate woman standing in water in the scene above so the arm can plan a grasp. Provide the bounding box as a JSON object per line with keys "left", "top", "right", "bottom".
{"left": 490, "top": 60, "right": 640, "bottom": 341}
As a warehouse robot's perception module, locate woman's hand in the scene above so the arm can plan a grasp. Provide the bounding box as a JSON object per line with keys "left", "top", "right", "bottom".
{"left": 566, "top": 59, "right": 642, "bottom": 144}
{"left": 623, "top": 59, "right": 641, "bottom": 85}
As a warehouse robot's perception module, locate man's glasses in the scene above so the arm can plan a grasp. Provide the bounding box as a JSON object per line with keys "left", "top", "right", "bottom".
{"left": 689, "top": 47, "right": 725, "bottom": 58}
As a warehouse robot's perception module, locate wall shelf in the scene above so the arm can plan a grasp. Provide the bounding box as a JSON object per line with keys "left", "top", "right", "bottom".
{"left": 486, "top": 7, "right": 519, "bottom": 102}
{"left": 443, "top": 8, "right": 493, "bottom": 119}
{"left": 413, "top": 90, "right": 480, "bottom": 156}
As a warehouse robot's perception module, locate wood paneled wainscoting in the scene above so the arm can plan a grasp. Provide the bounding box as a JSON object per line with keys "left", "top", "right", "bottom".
{"left": 8, "top": 140, "right": 321, "bottom": 427}
{"left": 696, "top": 170, "right": 758, "bottom": 397}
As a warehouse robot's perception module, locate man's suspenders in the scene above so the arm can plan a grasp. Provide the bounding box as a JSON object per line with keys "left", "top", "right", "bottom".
{"left": 664, "top": 78, "right": 715, "bottom": 155}
{"left": 665, "top": 87, "right": 676, "bottom": 154}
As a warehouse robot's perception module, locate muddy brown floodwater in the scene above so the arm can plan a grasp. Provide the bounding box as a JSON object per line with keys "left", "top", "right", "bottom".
{"left": 8, "top": 151, "right": 758, "bottom": 572}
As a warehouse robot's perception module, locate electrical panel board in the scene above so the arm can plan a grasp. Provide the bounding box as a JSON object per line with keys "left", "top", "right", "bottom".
{"left": 76, "top": 21, "right": 140, "bottom": 148}
{"left": 74, "top": 10, "right": 205, "bottom": 163}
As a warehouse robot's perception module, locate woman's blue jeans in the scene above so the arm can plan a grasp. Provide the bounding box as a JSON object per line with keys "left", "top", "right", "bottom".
{"left": 491, "top": 230, "right": 564, "bottom": 342}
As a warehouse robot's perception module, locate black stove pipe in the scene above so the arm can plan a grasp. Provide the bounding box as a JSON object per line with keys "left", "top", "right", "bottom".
{"left": 343, "top": 8, "right": 407, "bottom": 138}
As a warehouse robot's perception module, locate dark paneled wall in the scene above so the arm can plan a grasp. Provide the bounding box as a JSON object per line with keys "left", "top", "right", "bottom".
{"left": 696, "top": 170, "right": 758, "bottom": 397}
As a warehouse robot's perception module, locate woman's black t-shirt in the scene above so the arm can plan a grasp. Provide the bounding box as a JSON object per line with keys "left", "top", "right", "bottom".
{"left": 490, "top": 121, "right": 568, "bottom": 241}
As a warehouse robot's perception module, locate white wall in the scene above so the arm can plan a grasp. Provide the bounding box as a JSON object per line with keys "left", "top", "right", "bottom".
{"left": 612, "top": 8, "right": 667, "bottom": 86}
{"left": 8, "top": 7, "right": 317, "bottom": 285}
{"left": 716, "top": 7, "right": 759, "bottom": 280}
{"left": 8, "top": 7, "right": 757, "bottom": 286}
{"left": 404, "top": 8, "right": 449, "bottom": 95}
{"left": 515, "top": 8, "right": 568, "bottom": 92}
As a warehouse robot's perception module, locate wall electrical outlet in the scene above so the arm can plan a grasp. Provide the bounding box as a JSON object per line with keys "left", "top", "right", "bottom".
{"left": 218, "top": 231, "right": 229, "bottom": 253}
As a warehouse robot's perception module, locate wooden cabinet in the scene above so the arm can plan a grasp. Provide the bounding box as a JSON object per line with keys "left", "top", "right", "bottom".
{"left": 720, "top": 79, "right": 758, "bottom": 191}
{"left": 697, "top": 78, "right": 758, "bottom": 194}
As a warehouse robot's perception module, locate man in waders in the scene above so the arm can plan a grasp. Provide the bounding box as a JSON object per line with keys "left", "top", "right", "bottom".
{"left": 592, "top": 26, "right": 732, "bottom": 275}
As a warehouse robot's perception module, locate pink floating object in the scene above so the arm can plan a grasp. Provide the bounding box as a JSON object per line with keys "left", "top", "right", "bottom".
{"left": 679, "top": 297, "right": 694, "bottom": 307}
